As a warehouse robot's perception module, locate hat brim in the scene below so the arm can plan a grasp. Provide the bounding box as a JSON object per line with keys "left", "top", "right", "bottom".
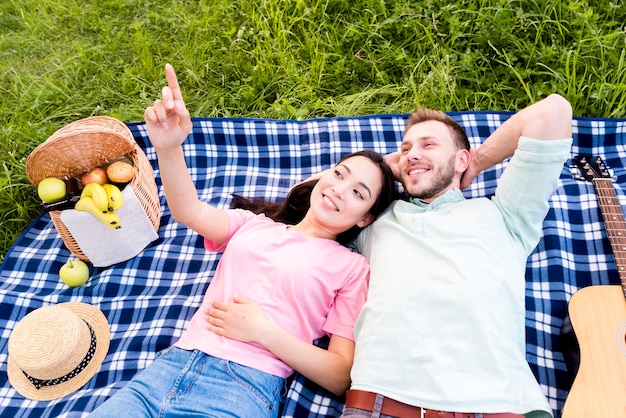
{"left": 7, "top": 302, "right": 110, "bottom": 401}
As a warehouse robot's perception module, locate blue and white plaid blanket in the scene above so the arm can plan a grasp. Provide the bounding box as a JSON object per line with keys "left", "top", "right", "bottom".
{"left": 1, "top": 113, "right": 625, "bottom": 417}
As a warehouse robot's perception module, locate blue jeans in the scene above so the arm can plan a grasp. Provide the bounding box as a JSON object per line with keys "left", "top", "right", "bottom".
{"left": 90, "top": 347, "right": 285, "bottom": 418}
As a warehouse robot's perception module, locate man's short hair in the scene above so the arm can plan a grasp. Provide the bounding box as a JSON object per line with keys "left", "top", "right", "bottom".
{"left": 405, "top": 108, "right": 470, "bottom": 151}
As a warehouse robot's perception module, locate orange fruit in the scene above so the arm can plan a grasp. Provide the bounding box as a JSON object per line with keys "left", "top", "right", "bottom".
{"left": 107, "top": 161, "right": 134, "bottom": 183}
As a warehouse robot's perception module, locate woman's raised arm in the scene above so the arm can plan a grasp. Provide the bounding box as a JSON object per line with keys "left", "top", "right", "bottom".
{"left": 145, "top": 64, "right": 230, "bottom": 244}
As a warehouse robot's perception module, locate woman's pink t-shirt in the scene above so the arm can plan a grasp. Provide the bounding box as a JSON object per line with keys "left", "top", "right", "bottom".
{"left": 175, "top": 209, "right": 370, "bottom": 378}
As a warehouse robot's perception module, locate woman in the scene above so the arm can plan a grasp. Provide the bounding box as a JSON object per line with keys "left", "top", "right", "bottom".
{"left": 90, "top": 64, "right": 396, "bottom": 418}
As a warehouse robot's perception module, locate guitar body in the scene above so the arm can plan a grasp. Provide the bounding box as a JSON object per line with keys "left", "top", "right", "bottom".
{"left": 564, "top": 156, "right": 626, "bottom": 416}
{"left": 562, "top": 285, "right": 626, "bottom": 417}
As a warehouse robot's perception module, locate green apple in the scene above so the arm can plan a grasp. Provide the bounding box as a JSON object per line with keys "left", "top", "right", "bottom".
{"left": 59, "top": 259, "right": 90, "bottom": 287}
{"left": 37, "top": 177, "right": 67, "bottom": 203}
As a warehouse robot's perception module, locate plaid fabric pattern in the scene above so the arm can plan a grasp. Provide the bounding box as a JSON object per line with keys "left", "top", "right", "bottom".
{"left": 1, "top": 113, "right": 625, "bottom": 417}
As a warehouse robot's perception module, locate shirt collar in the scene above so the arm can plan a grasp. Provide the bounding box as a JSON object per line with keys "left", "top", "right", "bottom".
{"left": 409, "top": 188, "right": 465, "bottom": 210}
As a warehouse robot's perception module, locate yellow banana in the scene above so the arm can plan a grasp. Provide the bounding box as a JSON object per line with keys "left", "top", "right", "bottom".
{"left": 102, "top": 183, "right": 124, "bottom": 211}
{"left": 80, "top": 183, "right": 109, "bottom": 213}
{"left": 75, "top": 196, "right": 122, "bottom": 229}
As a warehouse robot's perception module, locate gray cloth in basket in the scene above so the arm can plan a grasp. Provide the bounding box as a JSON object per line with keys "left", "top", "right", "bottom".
{"left": 61, "top": 185, "right": 158, "bottom": 267}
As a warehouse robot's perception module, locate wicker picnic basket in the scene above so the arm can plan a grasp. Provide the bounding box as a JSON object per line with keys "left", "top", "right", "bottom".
{"left": 25, "top": 116, "right": 161, "bottom": 262}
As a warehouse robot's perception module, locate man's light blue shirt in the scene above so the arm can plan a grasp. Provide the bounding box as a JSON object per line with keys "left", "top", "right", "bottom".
{"left": 351, "top": 136, "right": 572, "bottom": 416}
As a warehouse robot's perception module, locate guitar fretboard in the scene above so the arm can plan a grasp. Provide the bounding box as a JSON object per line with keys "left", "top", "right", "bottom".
{"left": 593, "top": 177, "right": 626, "bottom": 299}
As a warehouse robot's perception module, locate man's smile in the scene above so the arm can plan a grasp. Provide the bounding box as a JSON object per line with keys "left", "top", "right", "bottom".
{"left": 407, "top": 166, "right": 429, "bottom": 177}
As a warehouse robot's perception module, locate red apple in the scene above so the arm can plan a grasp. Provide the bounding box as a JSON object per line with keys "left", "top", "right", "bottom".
{"left": 80, "top": 167, "right": 108, "bottom": 186}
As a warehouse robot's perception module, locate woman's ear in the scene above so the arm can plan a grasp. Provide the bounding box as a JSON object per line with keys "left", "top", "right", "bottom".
{"left": 356, "top": 213, "right": 375, "bottom": 228}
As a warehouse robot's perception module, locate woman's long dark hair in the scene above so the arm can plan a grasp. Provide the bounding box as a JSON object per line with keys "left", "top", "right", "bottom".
{"left": 230, "top": 150, "right": 397, "bottom": 245}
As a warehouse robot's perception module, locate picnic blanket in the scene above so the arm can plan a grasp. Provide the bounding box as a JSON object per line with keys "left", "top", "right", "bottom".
{"left": 1, "top": 112, "right": 625, "bottom": 418}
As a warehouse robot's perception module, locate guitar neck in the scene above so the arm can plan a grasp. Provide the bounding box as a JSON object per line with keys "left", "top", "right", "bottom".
{"left": 593, "top": 177, "right": 626, "bottom": 298}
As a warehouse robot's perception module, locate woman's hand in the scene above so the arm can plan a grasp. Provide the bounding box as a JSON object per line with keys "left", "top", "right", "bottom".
{"left": 205, "top": 295, "right": 273, "bottom": 344}
{"left": 207, "top": 295, "right": 354, "bottom": 395}
{"left": 144, "top": 63, "right": 193, "bottom": 152}
{"left": 205, "top": 296, "right": 354, "bottom": 395}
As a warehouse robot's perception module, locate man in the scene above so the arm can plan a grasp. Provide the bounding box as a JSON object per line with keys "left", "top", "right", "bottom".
{"left": 342, "top": 95, "right": 573, "bottom": 418}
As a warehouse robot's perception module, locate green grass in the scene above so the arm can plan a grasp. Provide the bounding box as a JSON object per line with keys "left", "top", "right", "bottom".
{"left": 1, "top": 0, "right": 625, "bottom": 260}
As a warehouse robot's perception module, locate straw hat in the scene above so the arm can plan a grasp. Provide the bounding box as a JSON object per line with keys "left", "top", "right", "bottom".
{"left": 7, "top": 302, "right": 110, "bottom": 401}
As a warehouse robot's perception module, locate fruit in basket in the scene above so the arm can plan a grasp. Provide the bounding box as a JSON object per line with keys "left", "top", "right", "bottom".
{"left": 80, "top": 167, "right": 108, "bottom": 186}
{"left": 106, "top": 160, "right": 134, "bottom": 183}
{"left": 59, "top": 259, "right": 90, "bottom": 287}
{"left": 102, "top": 183, "right": 124, "bottom": 211}
{"left": 75, "top": 196, "right": 122, "bottom": 229}
{"left": 37, "top": 177, "right": 67, "bottom": 203}
{"left": 80, "top": 183, "right": 109, "bottom": 213}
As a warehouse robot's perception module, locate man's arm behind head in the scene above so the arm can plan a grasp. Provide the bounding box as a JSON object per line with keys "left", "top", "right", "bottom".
{"left": 460, "top": 94, "right": 573, "bottom": 190}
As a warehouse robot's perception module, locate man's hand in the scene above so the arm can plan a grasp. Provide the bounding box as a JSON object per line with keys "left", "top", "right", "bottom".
{"left": 144, "top": 63, "right": 193, "bottom": 152}
{"left": 383, "top": 151, "right": 401, "bottom": 181}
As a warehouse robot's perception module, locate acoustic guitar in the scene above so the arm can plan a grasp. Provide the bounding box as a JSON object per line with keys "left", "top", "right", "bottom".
{"left": 562, "top": 156, "right": 626, "bottom": 417}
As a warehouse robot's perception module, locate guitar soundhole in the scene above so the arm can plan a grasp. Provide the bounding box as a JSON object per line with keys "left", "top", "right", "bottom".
{"left": 619, "top": 323, "right": 626, "bottom": 356}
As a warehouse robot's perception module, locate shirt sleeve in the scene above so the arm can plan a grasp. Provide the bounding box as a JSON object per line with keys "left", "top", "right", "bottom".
{"left": 322, "top": 253, "right": 370, "bottom": 341}
{"left": 204, "top": 209, "right": 256, "bottom": 252}
{"left": 493, "top": 136, "right": 572, "bottom": 255}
